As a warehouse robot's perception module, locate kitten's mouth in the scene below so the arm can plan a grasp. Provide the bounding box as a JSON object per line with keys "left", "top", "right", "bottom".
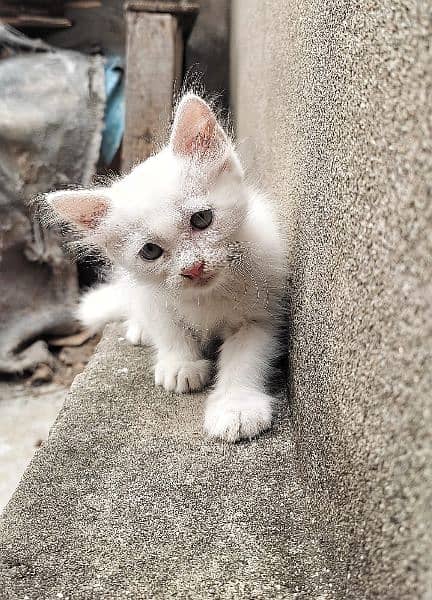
{"left": 182, "top": 272, "right": 217, "bottom": 287}
{"left": 194, "top": 274, "right": 216, "bottom": 286}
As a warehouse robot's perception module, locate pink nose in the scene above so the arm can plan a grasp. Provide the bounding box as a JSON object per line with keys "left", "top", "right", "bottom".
{"left": 181, "top": 261, "right": 205, "bottom": 280}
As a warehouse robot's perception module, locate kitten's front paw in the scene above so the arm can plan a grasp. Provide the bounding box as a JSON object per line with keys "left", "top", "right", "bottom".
{"left": 155, "top": 356, "right": 211, "bottom": 393}
{"left": 204, "top": 389, "right": 273, "bottom": 442}
{"left": 125, "top": 320, "right": 150, "bottom": 346}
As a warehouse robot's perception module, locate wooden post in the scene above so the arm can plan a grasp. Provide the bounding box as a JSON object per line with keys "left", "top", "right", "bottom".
{"left": 122, "top": 0, "right": 199, "bottom": 172}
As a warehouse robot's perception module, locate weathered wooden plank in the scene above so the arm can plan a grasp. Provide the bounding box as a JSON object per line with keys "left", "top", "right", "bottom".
{"left": 64, "top": 1, "right": 101, "bottom": 7}
{"left": 122, "top": 11, "right": 184, "bottom": 171}
{"left": 1, "top": 15, "right": 72, "bottom": 28}
{"left": 125, "top": 1, "right": 199, "bottom": 14}
{"left": 0, "top": 0, "right": 65, "bottom": 17}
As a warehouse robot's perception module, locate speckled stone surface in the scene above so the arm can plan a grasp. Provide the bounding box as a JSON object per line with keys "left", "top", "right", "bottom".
{"left": 0, "top": 327, "right": 336, "bottom": 599}
{"left": 232, "top": 0, "right": 432, "bottom": 598}
{"left": 0, "top": 1, "right": 431, "bottom": 598}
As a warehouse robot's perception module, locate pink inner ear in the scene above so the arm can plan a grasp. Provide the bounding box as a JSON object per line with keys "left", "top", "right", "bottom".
{"left": 54, "top": 195, "right": 108, "bottom": 229}
{"left": 171, "top": 96, "right": 220, "bottom": 157}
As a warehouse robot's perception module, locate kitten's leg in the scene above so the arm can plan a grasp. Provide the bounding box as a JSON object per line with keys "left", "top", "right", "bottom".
{"left": 125, "top": 319, "right": 151, "bottom": 346}
{"left": 124, "top": 289, "right": 153, "bottom": 346}
{"left": 204, "top": 323, "right": 278, "bottom": 442}
{"left": 78, "top": 281, "right": 127, "bottom": 332}
{"left": 153, "top": 318, "right": 211, "bottom": 394}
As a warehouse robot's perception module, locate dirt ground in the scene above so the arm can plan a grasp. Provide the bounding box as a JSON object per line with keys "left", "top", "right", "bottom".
{"left": 32, "top": 331, "right": 102, "bottom": 388}
{"left": 0, "top": 333, "right": 100, "bottom": 512}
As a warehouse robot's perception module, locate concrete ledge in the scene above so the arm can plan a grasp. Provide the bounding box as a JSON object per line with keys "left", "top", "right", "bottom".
{"left": 0, "top": 325, "right": 336, "bottom": 599}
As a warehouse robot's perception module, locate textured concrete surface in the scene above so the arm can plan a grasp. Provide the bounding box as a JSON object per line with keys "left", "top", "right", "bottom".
{"left": 231, "top": 1, "right": 432, "bottom": 598}
{"left": 0, "top": 383, "right": 66, "bottom": 512}
{"left": 0, "top": 326, "right": 337, "bottom": 599}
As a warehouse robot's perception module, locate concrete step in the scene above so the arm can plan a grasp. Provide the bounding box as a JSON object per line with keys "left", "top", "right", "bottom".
{"left": 0, "top": 325, "right": 338, "bottom": 599}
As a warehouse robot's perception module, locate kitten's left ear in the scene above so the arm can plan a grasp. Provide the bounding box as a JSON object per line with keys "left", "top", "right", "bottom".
{"left": 45, "top": 189, "right": 109, "bottom": 230}
{"left": 170, "top": 93, "right": 228, "bottom": 161}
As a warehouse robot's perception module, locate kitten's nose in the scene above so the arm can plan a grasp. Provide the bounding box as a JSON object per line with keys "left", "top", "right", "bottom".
{"left": 181, "top": 260, "right": 205, "bottom": 280}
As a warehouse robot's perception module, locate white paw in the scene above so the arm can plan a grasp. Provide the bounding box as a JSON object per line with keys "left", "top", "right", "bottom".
{"left": 125, "top": 320, "right": 150, "bottom": 346}
{"left": 154, "top": 356, "right": 211, "bottom": 393}
{"left": 204, "top": 388, "right": 273, "bottom": 442}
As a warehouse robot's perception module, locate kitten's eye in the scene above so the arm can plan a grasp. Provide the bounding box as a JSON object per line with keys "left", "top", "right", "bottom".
{"left": 139, "top": 243, "right": 163, "bottom": 261}
{"left": 190, "top": 209, "right": 213, "bottom": 230}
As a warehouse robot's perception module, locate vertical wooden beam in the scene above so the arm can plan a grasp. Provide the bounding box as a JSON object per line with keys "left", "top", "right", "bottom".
{"left": 122, "top": 1, "right": 199, "bottom": 172}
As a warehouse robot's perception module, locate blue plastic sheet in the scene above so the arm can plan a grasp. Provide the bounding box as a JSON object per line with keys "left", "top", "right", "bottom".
{"left": 101, "top": 55, "right": 125, "bottom": 165}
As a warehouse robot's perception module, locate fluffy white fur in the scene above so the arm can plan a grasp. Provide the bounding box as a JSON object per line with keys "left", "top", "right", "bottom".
{"left": 46, "top": 93, "right": 285, "bottom": 442}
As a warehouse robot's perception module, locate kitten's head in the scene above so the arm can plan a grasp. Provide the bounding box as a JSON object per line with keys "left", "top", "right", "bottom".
{"left": 46, "top": 93, "right": 248, "bottom": 298}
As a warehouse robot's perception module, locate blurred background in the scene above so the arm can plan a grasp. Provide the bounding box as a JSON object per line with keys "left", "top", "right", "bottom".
{"left": 0, "top": 0, "right": 229, "bottom": 511}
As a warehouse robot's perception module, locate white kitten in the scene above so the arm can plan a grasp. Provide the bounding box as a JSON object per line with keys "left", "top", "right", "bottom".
{"left": 45, "top": 93, "right": 286, "bottom": 442}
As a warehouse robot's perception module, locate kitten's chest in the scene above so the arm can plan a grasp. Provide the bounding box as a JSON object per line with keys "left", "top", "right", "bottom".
{"left": 171, "top": 286, "right": 270, "bottom": 341}
{"left": 173, "top": 295, "right": 242, "bottom": 338}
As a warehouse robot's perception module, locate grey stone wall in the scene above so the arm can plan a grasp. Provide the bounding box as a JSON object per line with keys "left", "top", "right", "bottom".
{"left": 231, "top": 1, "right": 432, "bottom": 598}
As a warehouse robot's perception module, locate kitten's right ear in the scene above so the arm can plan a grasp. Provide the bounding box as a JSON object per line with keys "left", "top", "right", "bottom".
{"left": 46, "top": 189, "right": 109, "bottom": 230}
{"left": 170, "top": 93, "right": 227, "bottom": 160}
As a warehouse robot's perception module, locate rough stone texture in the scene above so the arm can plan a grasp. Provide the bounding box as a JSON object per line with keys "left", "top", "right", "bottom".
{"left": 0, "top": 326, "right": 337, "bottom": 599}
{"left": 231, "top": 1, "right": 432, "bottom": 598}
{"left": 0, "top": 382, "right": 66, "bottom": 512}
